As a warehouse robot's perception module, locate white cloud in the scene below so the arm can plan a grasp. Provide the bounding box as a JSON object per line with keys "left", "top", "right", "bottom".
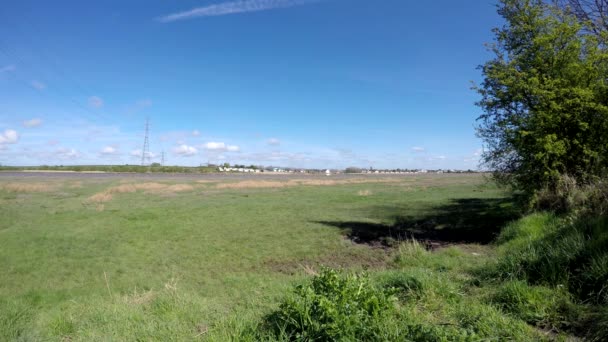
{"left": 0, "top": 129, "right": 19, "bottom": 145}
{"left": 267, "top": 138, "right": 280, "bottom": 146}
{"left": 202, "top": 141, "right": 240, "bottom": 152}
{"left": 23, "top": 118, "right": 43, "bottom": 128}
{"left": 0, "top": 65, "right": 16, "bottom": 73}
{"left": 174, "top": 144, "right": 198, "bottom": 156}
{"left": 158, "top": 0, "right": 320, "bottom": 22}
{"left": 100, "top": 146, "right": 120, "bottom": 155}
{"left": 204, "top": 142, "right": 226, "bottom": 150}
{"left": 31, "top": 80, "right": 46, "bottom": 90}
{"left": 88, "top": 96, "right": 104, "bottom": 108}
{"left": 411, "top": 146, "right": 425, "bottom": 153}
{"left": 130, "top": 149, "right": 157, "bottom": 158}
{"left": 56, "top": 148, "right": 81, "bottom": 159}
{"left": 192, "top": 130, "right": 201, "bottom": 137}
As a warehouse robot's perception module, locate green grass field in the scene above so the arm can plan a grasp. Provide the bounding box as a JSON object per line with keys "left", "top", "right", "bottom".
{"left": 1, "top": 173, "right": 587, "bottom": 340}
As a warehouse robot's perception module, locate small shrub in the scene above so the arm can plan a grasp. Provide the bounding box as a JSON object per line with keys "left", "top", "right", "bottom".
{"left": 532, "top": 175, "right": 608, "bottom": 215}
{"left": 264, "top": 268, "right": 397, "bottom": 341}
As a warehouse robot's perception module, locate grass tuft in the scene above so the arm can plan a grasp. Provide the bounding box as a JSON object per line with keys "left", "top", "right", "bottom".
{"left": 491, "top": 280, "right": 578, "bottom": 329}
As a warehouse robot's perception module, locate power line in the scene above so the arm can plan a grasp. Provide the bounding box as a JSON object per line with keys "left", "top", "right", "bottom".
{"left": 0, "top": 19, "right": 114, "bottom": 124}
{"left": 0, "top": 39, "right": 113, "bottom": 124}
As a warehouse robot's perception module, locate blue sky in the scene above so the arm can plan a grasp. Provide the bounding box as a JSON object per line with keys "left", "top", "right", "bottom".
{"left": 0, "top": 0, "right": 500, "bottom": 169}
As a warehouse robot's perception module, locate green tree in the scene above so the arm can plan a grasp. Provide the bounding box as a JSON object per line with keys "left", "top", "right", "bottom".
{"left": 476, "top": 0, "right": 608, "bottom": 194}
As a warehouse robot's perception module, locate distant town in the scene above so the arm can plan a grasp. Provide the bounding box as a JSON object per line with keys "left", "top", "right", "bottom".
{"left": 0, "top": 163, "right": 480, "bottom": 175}
{"left": 217, "top": 164, "right": 478, "bottom": 175}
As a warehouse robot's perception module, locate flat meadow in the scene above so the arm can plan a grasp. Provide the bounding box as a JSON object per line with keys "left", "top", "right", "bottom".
{"left": 1, "top": 172, "right": 529, "bottom": 340}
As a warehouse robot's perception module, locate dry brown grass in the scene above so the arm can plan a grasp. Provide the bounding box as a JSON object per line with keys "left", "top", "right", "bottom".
{"left": 87, "top": 192, "right": 113, "bottom": 203}
{"left": 213, "top": 177, "right": 405, "bottom": 190}
{"left": 292, "top": 178, "right": 403, "bottom": 187}
{"left": 0, "top": 182, "right": 57, "bottom": 193}
{"left": 68, "top": 181, "right": 83, "bottom": 189}
{"left": 123, "top": 290, "right": 156, "bottom": 306}
{"left": 289, "top": 179, "right": 337, "bottom": 186}
{"left": 165, "top": 184, "right": 195, "bottom": 192}
{"left": 85, "top": 182, "right": 197, "bottom": 206}
{"left": 357, "top": 189, "right": 372, "bottom": 196}
{"left": 134, "top": 183, "right": 167, "bottom": 192}
{"left": 216, "top": 180, "right": 290, "bottom": 189}
{"left": 195, "top": 180, "right": 216, "bottom": 184}
{"left": 106, "top": 184, "right": 138, "bottom": 194}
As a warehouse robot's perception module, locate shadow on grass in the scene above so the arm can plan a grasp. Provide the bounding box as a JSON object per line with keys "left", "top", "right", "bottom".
{"left": 316, "top": 197, "right": 520, "bottom": 248}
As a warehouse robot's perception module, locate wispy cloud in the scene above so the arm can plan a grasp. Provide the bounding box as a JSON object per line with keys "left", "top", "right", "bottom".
{"left": 123, "top": 99, "right": 152, "bottom": 116}
{"left": 31, "top": 80, "right": 46, "bottom": 90}
{"left": 89, "top": 96, "right": 104, "bottom": 108}
{"left": 55, "top": 147, "right": 81, "bottom": 159}
{"left": 23, "top": 118, "right": 43, "bottom": 128}
{"left": 267, "top": 138, "right": 281, "bottom": 146}
{"left": 411, "top": 146, "right": 425, "bottom": 153}
{"left": 201, "top": 141, "right": 240, "bottom": 152}
{"left": 158, "top": 0, "right": 321, "bottom": 23}
{"left": 0, "top": 65, "right": 16, "bottom": 73}
{"left": 174, "top": 144, "right": 198, "bottom": 156}
{"left": 100, "top": 146, "right": 120, "bottom": 156}
{"left": 131, "top": 149, "right": 157, "bottom": 159}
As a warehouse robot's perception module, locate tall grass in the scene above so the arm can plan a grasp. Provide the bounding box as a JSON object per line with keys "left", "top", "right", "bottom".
{"left": 489, "top": 213, "right": 608, "bottom": 305}
{"left": 477, "top": 208, "right": 608, "bottom": 340}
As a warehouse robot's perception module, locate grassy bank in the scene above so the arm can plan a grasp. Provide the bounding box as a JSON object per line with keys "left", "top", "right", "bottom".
{"left": 1, "top": 173, "right": 603, "bottom": 340}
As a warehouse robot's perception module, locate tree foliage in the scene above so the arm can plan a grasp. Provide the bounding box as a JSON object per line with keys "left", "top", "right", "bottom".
{"left": 476, "top": 0, "right": 608, "bottom": 194}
